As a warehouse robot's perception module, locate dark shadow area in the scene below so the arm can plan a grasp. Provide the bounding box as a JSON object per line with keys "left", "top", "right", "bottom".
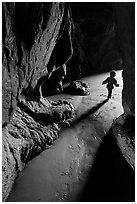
{"left": 71, "top": 99, "right": 108, "bottom": 127}
{"left": 78, "top": 128, "right": 135, "bottom": 202}
{"left": 14, "top": 2, "right": 52, "bottom": 50}
{"left": 64, "top": 2, "right": 123, "bottom": 83}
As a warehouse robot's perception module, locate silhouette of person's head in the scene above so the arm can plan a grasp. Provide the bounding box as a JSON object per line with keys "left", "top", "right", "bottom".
{"left": 110, "top": 70, "right": 116, "bottom": 78}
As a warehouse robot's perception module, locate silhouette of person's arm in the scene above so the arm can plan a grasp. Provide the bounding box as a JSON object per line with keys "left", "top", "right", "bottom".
{"left": 102, "top": 78, "right": 108, "bottom": 85}
{"left": 114, "top": 79, "right": 119, "bottom": 87}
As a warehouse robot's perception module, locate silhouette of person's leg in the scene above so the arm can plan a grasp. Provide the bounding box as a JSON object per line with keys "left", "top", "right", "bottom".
{"left": 108, "top": 89, "right": 112, "bottom": 99}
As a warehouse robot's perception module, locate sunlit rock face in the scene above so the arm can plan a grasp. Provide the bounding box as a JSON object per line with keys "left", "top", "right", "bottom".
{"left": 2, "top": 97, "right": 75, "bottom": 201}
{"left": 66, "top": 3, "right": 122, "bottom": 81}
{"left": 2, "top": 2, "right": 74, "bottom": 201}
{"left": 2, "top": 2, "right": 73, "bottom": 125}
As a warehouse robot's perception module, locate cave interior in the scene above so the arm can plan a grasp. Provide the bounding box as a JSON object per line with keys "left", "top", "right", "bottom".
{"left": 2, "top": 2, "right": 135, "bottom": 202}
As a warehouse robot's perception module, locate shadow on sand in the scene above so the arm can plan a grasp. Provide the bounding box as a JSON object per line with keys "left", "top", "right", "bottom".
{"left": 71, "top": 98, "right": 109, "bottom": 127}
{"left": 78, "top": 128, "right": 135, "bottom": 202}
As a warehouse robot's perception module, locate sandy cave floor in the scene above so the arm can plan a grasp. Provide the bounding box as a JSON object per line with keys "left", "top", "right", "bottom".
{"left": 7, "top": 70, "right": 134, "bottom": 202}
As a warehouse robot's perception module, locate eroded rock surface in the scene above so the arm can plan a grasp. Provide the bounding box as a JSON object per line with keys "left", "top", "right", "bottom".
{"left": 112, "top": 114, "right": 135, "bottom": 170}
{"left": 2, "top": 2, "right": 73, "bottom": 125}
{"left": 41, "top": 64, "right": 67, "bottom": 97}
{"left": 64, "top": 80, "right": 90, "bottom": 95}
{"left": 2, "top": 2, "right": 75, "bottom": 201}
{"left": 2, "top": 96, "right": 75, "bottom": 201}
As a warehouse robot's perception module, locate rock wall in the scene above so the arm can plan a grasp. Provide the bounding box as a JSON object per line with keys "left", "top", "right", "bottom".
{"left": 2, "top": 2, "right": 73, "bottom": 125}
{"left": 2, "top": 2, "right": 74, "bottom": 201}
{"left": 112, "top": 3, "right": 135, "bottom": 169}
{"left": 114, "top": 3, "right": 135, "bottom": 115}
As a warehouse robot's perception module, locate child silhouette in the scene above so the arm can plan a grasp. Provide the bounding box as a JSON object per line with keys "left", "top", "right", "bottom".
{"left": 102, "top": 71, "right": 119, "bottom": 99}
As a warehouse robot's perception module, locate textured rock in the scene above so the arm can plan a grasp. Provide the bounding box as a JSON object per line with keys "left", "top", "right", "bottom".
{"left": 2, "top": 2, "right": 75, "bottom": 201}
{"left": 112, "top": 114, "right": 135, "bottom": 170}
{"left": 2, "top": 2, "right": 73, "bottom": 125}
{"left": 2, "top": 97, "right": 75, "bottom": 201}
{"left": 41, "top": 64, "right": 67, "bottom": 97}
{"left": 64, "top": 80, "right": 90, "bottom": 95}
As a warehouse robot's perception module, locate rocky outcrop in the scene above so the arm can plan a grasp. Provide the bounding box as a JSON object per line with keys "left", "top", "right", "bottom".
{"left": 2, "top": 97, "right": 75, "bottom": 201}
{"left": 2, "top": 2, "right": 75, "bottom": 201}
{"left": 112, "top": 115, "right": 135, "bottom": 170}
{"left": 64, "top": 80, "right": 90, "bottom": 95}
{"left": 2, "top": 2, "right": 73, "bottom": 125}
{"left": 41, "top": 64, "right": 67, "bottom": 97}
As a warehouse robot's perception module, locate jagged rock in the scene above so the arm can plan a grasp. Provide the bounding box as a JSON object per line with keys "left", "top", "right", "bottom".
{"left": 18, "top": 96, "right": 76, "bottom": 124}
{"left": 2, "top": 2, "right": 75, "bottom": 201}
{"left": 112, "top": 114, "right": 135, "bottom": 170}
{"left": 41, "top": 64, "right": 67, "bottom": 97}
{"left": 2, "top": 96, "right": 75, "bottom": 201}
{"left": 2, "top": 2, "right": 73, "bottom": 125}
{"left": 64, "top": 80, "right": 90, "bottom": 95}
